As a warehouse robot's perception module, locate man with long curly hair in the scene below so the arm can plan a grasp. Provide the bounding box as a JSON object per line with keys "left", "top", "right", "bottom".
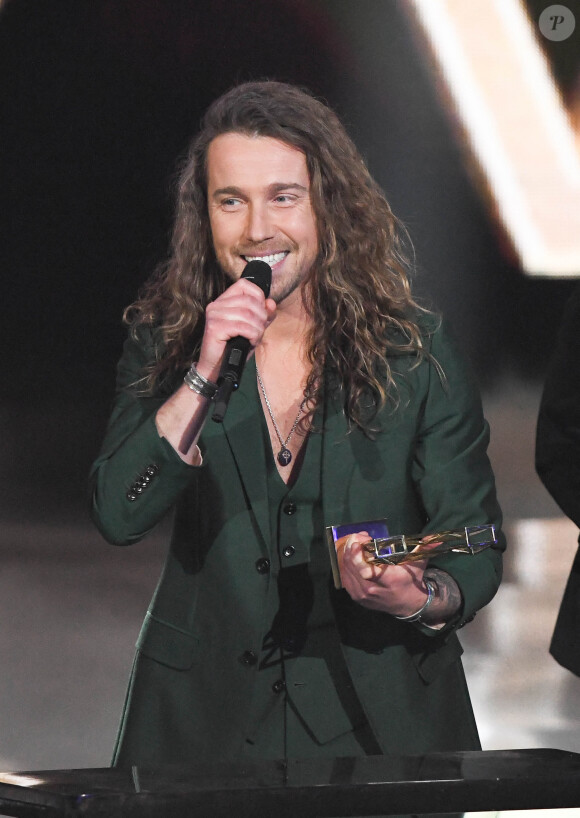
{"left": 90, "top": 81, "right": 504, "bottom": 771}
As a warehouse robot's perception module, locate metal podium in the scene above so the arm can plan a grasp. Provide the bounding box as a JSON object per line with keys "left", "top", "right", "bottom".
{"left": 0, "top": 749, "right": 580, "bottom": 817}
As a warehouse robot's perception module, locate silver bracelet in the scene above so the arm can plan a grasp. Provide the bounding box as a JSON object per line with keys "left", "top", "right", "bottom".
{"left": 394, "top": 578, "right": 436, "bottom": 623}
{"left": 184, "top": 363, "right": 219, "bottom": 400}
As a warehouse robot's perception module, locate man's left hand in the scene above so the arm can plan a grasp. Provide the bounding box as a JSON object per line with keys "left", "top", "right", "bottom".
{"left": 335, "top": 531, "right": 462, "bottom": 627}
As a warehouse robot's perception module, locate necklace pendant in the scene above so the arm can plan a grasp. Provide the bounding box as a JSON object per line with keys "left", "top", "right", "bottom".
{"left": 277, "top": 447, "right": 293, "bottom": 467}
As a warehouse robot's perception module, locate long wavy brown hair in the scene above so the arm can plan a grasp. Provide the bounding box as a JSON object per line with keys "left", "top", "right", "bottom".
{"left": 126, "top": 80, "right": 434, "bottom": 434}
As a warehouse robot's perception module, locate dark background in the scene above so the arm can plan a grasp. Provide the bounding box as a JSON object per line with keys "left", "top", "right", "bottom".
{"left": 1, "top": 0, "right": 580, "bottom": 774}
{"left": 2, "top": 0, "right": 578, "bottom": 526}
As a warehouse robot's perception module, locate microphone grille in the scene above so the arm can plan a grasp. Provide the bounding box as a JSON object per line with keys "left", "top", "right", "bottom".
{"left": 241, "top": 259, "right": 271, "bottom": 297}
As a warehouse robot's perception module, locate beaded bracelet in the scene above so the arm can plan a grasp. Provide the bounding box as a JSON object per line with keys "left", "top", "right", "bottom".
{"left": 184, "top": 363, "right": 219, "bottom": 400}
{"left": 394, "top": 578, "right": 436, "bottom": 623}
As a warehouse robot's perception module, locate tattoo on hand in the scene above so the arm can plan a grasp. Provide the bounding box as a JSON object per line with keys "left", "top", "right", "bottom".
{"left": 422, "top": 568, "right": 462, "bottom": 622}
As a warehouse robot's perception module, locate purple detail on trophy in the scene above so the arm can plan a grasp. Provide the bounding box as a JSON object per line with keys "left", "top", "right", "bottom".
{"left": 329, "top": 518, "right": 389, "bottom": 542}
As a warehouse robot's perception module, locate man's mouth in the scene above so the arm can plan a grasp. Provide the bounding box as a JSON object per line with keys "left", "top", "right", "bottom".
{"left": 242, "top": 251, "right": 288, "bottom": 266}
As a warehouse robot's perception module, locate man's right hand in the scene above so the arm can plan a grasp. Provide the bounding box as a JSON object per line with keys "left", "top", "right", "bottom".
{"left": 197, "top": 278, "right": 277, "bottom": 384}
{"left": 155, "top": 278, "right": 276, "bottom": 465}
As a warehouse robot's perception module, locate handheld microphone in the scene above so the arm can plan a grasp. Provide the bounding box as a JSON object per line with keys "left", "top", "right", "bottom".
{"left": 212, "top": 259, "right": 272, "bottom": 423}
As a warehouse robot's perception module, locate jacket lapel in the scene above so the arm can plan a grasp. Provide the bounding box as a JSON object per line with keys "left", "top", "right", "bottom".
{"left": 220, "top": 356, "right": 271, "bottom": 551}
{"left": 320, "top": 380, "right": 398, "bottom": 532}
{"left": 320, "top": 383, "right": 357, "bottom": 529}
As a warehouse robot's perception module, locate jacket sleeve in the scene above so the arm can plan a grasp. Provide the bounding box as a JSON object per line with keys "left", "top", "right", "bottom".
{"left": 536, "top": 285, "right": 580, "bottom": 528}
{"left": 410, "top": 318, "right": 506, "bottom": 632}
{"left": 89, "top": 327, "right": 198, "bottom": 545}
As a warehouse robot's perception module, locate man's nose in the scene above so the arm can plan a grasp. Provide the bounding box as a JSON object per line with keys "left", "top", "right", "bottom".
{"left": 245, "top": 202, "right": 274, "bottom": 243}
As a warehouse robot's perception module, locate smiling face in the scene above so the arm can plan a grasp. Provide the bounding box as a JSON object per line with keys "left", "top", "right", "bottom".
{"left": 206, "top": 132, "right": 319, "bottom": 305}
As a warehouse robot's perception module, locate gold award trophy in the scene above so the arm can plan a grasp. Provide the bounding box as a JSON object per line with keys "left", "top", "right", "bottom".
{"left": 325, "top": 523, "right": 497, "bottom": 590}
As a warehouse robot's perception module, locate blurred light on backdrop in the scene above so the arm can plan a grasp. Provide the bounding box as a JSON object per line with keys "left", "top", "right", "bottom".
{"left": 407, "top": 0, "right": 580, "bottom": 277}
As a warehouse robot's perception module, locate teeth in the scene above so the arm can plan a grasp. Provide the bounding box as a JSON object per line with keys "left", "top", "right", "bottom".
{"left": 244, "top": 252, "right": 287, "bottom": 266}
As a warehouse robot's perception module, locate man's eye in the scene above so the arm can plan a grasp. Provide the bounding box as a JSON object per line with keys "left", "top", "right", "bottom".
{"left": 221, "top": 198, "right": 241, "bottom": 208}
{"left": 274, "top": 195, "right": 294, "bottom": 204}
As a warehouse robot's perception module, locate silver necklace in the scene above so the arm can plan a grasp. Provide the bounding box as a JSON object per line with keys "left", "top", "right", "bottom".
{"left": 256, "top": 367, "right": 306, "bottom": 467}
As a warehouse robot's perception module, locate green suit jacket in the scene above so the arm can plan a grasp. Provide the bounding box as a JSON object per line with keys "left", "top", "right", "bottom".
{"left": 90, "top": 316, "right": 504, "bottom": 765}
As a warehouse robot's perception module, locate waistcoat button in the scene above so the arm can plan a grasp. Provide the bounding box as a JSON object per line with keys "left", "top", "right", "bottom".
{"left": 282, "top": 545, "right": 295, "bottom": 558}
{"left": 272, "top": 679, "right": 285, "bottom": 694}
{"left": 283, "top": 502, "right": 297, "bottom": 515}
{"left": 255, "top": 558, "right": 270, "bottom": 575}
{"left": 238, "top": 650, "right": 258, "bottom": 666}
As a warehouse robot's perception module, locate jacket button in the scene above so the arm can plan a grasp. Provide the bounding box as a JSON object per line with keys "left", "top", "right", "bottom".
{"left": 126, "top": 491, "right": 137, "bottom": 502}
{"left": 283, "top": 502, "right": 297, "bottom": 515}
{"left": 238, "top": 650, "right": 258, "bottom": 666}
{"left": 145, "top": 464, "right": 159, "bottom": 477}
{"left": 282, "top": 545, "right": 295, "bottom": 558}
{"left": 255, "top": 558, "right": 270, "bottom": 575}
{"left": 272, "top": 679, "right": 285, "bottom": 694}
